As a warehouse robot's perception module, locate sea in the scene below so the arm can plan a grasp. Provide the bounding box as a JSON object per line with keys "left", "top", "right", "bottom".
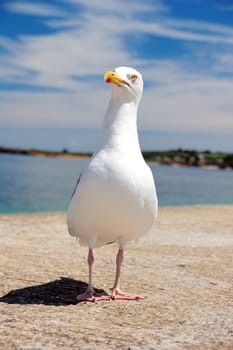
{"left": 0, "top": 153, "right": 233, "bottom": 214}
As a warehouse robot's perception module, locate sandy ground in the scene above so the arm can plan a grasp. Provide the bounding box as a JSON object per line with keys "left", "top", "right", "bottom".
{"left": 0, "top": 205, "right": 233, "bottom": 350}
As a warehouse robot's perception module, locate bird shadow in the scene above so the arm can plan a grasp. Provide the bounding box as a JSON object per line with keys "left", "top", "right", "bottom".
{"left": 0, "top": 277, "right": 109, "bottom": 306}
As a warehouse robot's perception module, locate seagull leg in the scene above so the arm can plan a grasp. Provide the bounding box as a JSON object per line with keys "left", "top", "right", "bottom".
{"left": 77, "top": 248, "right": 110, "bottom": 302}
{"left": 110, "top": 248, "right": 147, "bottom": 301}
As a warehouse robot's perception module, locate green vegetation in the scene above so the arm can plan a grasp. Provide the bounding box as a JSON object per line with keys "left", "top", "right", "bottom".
{"left": 0, "top": 146, "right": 232, "bottom": 169}
{"left": 142, "top": 149, "right": 233, "bottom": 169}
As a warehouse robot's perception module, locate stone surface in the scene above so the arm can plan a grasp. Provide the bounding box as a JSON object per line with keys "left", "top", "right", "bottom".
{"left": 0, "top": 205, "right": 233, "bottom": 349}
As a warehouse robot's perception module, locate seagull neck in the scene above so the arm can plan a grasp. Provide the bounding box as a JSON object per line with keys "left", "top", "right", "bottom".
{"left": 100, "top": 99, "right": 141, "bottom": 152}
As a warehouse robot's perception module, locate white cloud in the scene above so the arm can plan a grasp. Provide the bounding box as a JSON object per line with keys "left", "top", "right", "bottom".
{"left": 5, "top": 1, "right": 65, "bottom": 17}
{"left": 166, "top": 18, "right": 233, "bottom": 36}
{"left": 0, "top": 0, "right": 233, "bottom": 149}
{"left": 64, "top": 0, "right": 168, "bottom": 15}
{"left": 1, "top": 61, "right": 233, "bottom": 137}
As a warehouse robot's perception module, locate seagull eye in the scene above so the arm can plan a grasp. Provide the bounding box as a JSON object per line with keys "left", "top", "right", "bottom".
{"left": 131, "top": 74, "right": 138, "bottom": 81}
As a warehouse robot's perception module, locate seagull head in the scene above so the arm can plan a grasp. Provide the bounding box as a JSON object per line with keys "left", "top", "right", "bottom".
{"left": 104, "top": 66, "right": 143, "bottom": 105}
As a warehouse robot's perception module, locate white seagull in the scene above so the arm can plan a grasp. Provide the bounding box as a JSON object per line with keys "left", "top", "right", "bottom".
{"left": 67, "top": 66, "right": 158, "bottom": 302}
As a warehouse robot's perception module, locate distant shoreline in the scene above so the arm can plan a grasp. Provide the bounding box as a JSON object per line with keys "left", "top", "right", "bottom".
{"left": 0, "top": 146, "right": 232, "bottom": 170}
{"left": 0, "top": 146, "right": 91, "bottom": 160}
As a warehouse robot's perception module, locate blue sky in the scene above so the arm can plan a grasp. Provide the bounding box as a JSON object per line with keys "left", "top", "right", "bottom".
{"left": 0, "top": 0, "right": 233, "bottom": 151}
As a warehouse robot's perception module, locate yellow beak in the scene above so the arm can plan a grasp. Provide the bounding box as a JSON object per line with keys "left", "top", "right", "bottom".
{"left": 104, "top": 70, "right": 129, "bottom": 86}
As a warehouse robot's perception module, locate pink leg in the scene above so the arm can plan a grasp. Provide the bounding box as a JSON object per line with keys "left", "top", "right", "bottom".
{"left": 77, "top": 248, "right": 110, "bottom": 302}
{"left": 110, "top": 248, "right": 147, "bottom": 301}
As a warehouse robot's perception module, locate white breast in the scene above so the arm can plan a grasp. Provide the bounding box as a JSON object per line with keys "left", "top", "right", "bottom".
{"left": 67, "top": 149, "right": 157, "bottom": 247}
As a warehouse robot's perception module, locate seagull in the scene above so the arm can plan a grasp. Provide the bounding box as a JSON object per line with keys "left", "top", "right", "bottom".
{"left": 67, "top": 66, "right": 158, "bottom": 302}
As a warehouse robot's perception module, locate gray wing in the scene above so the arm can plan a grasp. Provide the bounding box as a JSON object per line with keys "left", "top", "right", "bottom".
{"left": 71, "top": 172, "right": 82, "bottom": 198}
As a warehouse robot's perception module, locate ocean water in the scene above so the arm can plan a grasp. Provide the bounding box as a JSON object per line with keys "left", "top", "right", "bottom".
{"left": 0, "top": 153, "right": 233, "bottom": 214}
